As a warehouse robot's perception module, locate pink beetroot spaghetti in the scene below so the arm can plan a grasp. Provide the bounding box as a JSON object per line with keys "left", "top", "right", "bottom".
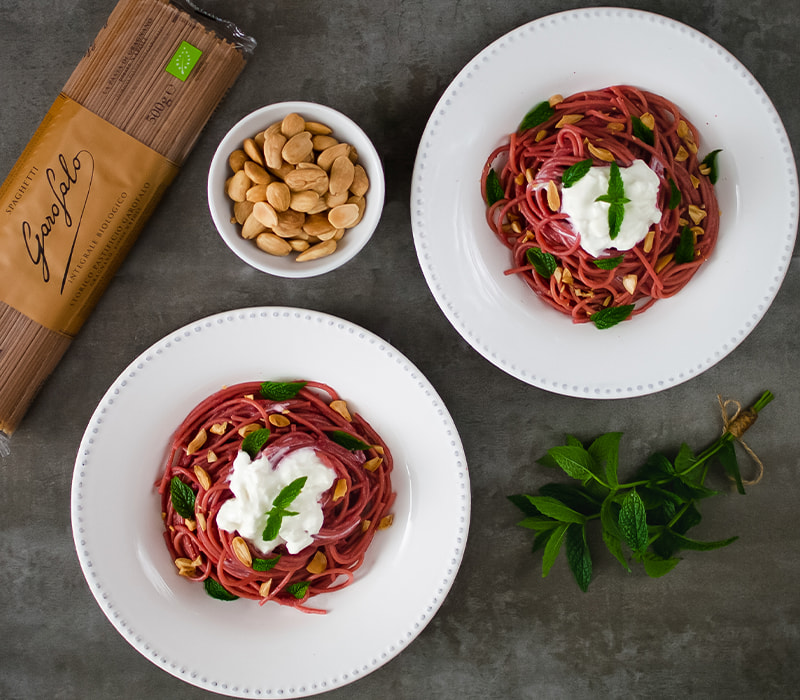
{"left": 481, "top": 85, "right": 721, "bottom": 328}
{"left": 157, "top": 379, "right": 395, "bottom": 614}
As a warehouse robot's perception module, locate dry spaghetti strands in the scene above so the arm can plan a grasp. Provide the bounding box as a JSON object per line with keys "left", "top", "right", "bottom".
{"left": 0, "top": 0, "right": 254, "bottom": 442}
{"left": 481, "top": 85, "right": 720, "bottom": 325}
{"left": 157, "top": 380, "right": 395, "bottom": 614}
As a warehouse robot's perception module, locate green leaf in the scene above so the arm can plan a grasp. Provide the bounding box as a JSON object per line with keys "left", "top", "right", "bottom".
{"left": 590, "top": 304, "right": 635, "bottom": 329}
{"left": 519, "top": 100, "right": 555, "bottom": 131}
{"left": 532, "top": 528, "right": 555, "bottom": 553}
{"left": 716, "top": 439, "right": 745, "bottom": 495}
{"left": 538, "top": 483, "right": 600, "bottom": 516}
{"left": 170, "top": 476, "right": 196, "bottom": 519}
{"left": 518, "top": 516, "right": 561, "bottom": 531}
{"left": 204, "top": 578, "right": 239, "bottom": 601}
{"left": 674, "top": 226, "right": 695, "bottom": 264}
{"left": 525, "top": 247, "right": 558, "bottom": 279}
{"left": 485, "top": 168, "right": 504, "bottom": 206}
{"left": 541, "top": 523, "right": 569, "bottom": 577}
{"left": 241, "top": 427, "right": 271, "bottom": 459}
{"left": 566, "top": 524, "right": 593, "bottom": 592}
{"left": 285, "top": 581, "right": 310, "bottom": 599}
{"left": 641, "top": 552, "right": 680, "bottom": 578}
{"left": 607, "top": 201, "right": 624, "bottom": 239}
{"left": 595, "top": 162, "right": 630, "bottom": 240}
{"left": 667, "top": 531, "right": 738, "bottom": 552}
{"left": 272, "top": 476, "right": 307, "bottom": 510}
{"left": 562, "top": 158, "right": 593, "bottom": 188}
{"left": 701, "top": 149, "right": 722, "bottom": 184}
{"left": 508, "top": 493, "right": 540, "bottom": 517}
{"left": 602, "top": 528, "right": 630, "bottom": 572}
{"left": 330, "top": 430, "right": 371, "bottom": 451}
{"left": 524, "top": 495, "right": 587, "bottom": 524}
{"left": 667, "top": 178, "right": 681, "bottom": 209}
{"left": 262, "top": 510, "right": 283, "bottom": 542}
{"left": 631, "top": 115, "right": 655, "bottom": 146}
{"left": 673, "top": 443, "right": 696, "bottom": 475}
{"left": 607, "top": 161, "right": 627, "bottom": 201}
{"left": 260, "top": 381, "right": 307, "bottom": 401}
{"left": 619, "top": 489, "right": 648, "bottom": 555}
{"left": 671, "top": 502, "right": 703, "bottom": 536}
{"left": 592, "top": 255, "right": 624, "bottom": 270}
{"left": 252, "top": 555, "right": 281, "bottom": 572}
{"left": 547, "top": 444, "right": 597, "bottom": 483}
{"left": 588, "top": 432, "right": 622, "bottom": 488}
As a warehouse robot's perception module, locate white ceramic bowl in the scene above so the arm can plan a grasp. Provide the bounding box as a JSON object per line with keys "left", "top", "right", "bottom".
{"left": 208, "top": 101, "right": 385, "bottom": 278}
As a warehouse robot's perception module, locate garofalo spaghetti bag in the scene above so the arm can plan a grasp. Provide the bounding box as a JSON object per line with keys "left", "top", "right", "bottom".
{"left": 0, "top": 0, "right": 255, "bottom": 448}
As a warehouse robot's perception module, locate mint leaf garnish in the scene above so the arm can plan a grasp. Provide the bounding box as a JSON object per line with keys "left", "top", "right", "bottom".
{"left": 262, "top": 476, "right": 307, "bottom": 542}
{"left": 562, "top": 159, "right": 592, "bottom": 188}
{"left": 241, "top": 427, "right": 271, "bottom": 459}
{"left": 619, "top": 489, "right": 648, "bottom": 555}
{"left": 700, "top": 149, "right": 722, "bottom": 184}
{"left": 519, "top": 100, "right": 555, "bottom": 132}
{"left": 566, "top": 524, "right": 593, "bottom": 592}
{"left": 330, "top": 430, "right": 371, "bottom": 451}
{"left": 595, "top": 162, "right": 630, "bottom": 240}
{"left": 252, "top": 555, "right": 281, "bottom": 572}
{"left": 590, "top": 304, "right": 634, "bottom": 329}
{"left": 285, "top": 581, "right": 311, "bottom": 599}
{"left": 631, "top": 115, "right": 655, "bottom": 146}
{"left": 485, "top": 168, "right": 504, "bottom": 205}
{"left": 592, "top": 256, "right": 624, "bottom": 270}
{"left": 674, "top": 226, "right": 695, "bottom": 264}
{"left": 525, "top": 247, "right": 558, "bottom": 279}
{"left": 170, "top": 477, "right": 196, "bottom": 518}
{"left": 667, "top": 178, "right": 681, "bottom": 209}
{"left": 260, "top": 381, "right": 307, "bottom": 401}
{"left": 204, "top": 578, "right": 239, "bottom": 601}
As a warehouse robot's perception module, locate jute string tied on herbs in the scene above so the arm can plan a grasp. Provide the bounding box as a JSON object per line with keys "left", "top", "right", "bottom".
{"left": 718, "top": 394, "right": 765, "bottom": 486}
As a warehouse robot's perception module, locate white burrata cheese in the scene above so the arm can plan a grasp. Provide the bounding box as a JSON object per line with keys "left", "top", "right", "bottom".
{"left": 561, "top": 159, "right": 662, "bottom": 257}
{"left": 216, "top": 446, "right": 336, "bottom": 555}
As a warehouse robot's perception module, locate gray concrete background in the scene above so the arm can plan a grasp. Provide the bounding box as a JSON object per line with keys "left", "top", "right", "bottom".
{"left": 1, "top": 1, "right": 798, "bottom": 698}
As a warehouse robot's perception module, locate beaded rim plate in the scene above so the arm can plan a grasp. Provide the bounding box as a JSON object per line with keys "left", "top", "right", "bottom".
{"left": 412, "top": 8, "right": 798, "bottom": 398}
{"left": 71, "top": 307, "right": 469, "bottom": 698}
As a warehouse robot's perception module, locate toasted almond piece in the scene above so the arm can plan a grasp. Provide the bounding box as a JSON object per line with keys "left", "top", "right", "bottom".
{"left": 553, "top": 267, "right": 563, "bottom": 285}
{"left": 295, "top": 239, "right": 337, "bottom": 262}
{"left": 194, "top": 465, "right": 211, "bottom": 490}
{"left": 622, "top": 274, "right": 638, "bottom": 295}
{"left": 674, "top": 145, "right": 689, "bottom": 163}
{"left": 607, "top": 121, "right": 625, "bottom": 132}
{"left": 232, "top": 536, "right": 253, "bottom": 567}
{"left": 268, "top": 413, "right": 291, "bottom": 427}
{"left": 688, "top": 204, "right": 707, "bottom": 225}
{"left": 690, "top": 225, "right": 704, "bottom": 240}
{"left": 317, "top": 142, "right": 351, "bottom": 171}
{"left": 256, "top": 232, "right": 293, "bottom": 256}
{"left": 378, "top": 514, "right": 394, "bottom": 530}
{"left": 282, "top": 131, "right": 314, "bottom": 164}
{"left": 252, "top": 201, "right": 279, "bottom": 229}
{"left": 546, "top": 180, "right": 560, "bottom": 211}
{"left": 229, "top": 149, "right": 248, "bottom": 172}
{"left": 264, "top": 130, "right": 287, "bottom": 170}
{"left": 244, "top": 160, "right": 271, "bottom": 185}
{"left": 677, "top": 120, "right": 690, "bottom": 140}
{"left": 555, "top": 114, "right": 583, "bottom": 128}
{"left": 587, "top": 142, "right": 615, "bottom": 162}
{"left": 363, "top": 456, "right": 383, "bottom": 472}
{"left": 241, "top": 212, "right": 267, "bottom": 240}
{"left": 534, "top": 129, "right": 548, "bottom": 142}
{"left": 281, "top": 112, "right": 306, "bottom": 138}
{"left": 259, "top": 580, "right": 272, "bottom": 598}
{"left": 561, "top": 266, "right": 574, "bottom": 285}
{"left": 698, "top": 164, "right": 711, "bottom": 177}
{"left": 333, "top": 478, "right": 347, "bottom": 501}
{"left": 639, "top": 112, "right": 655, "bottom": 131}
{"left": 197, "top": 512, "right": 207, "bottom": 531}
{"left": 184, "top": 518, "right": 197, "bottom": 531}
{"left": 328, "top": 202, "right": 360, "bottom": 229}
{"left": 227, "top": 169, "right": 251, "bottom": 202}
{"left": 306, "top": 550, "right": 327, "bottom": 574}
{"left": 655, "top": 253, "right": 674, "bottom": 273}
{"left": 643, "top": 229, "right": 655, "bottom": 253}
{"left": 266, "top": 181, "right": 292, "bottom": 211}
{"left": 245, "top": 184, "right": 268, "bottom": 202}
{"left": 186, "top": 428, "right": 207, "bottom": 455}
{"left": 329, "top": 155, "right": 355, "bottom": 196}
{"left": 361, "top": 519, "right": 371, "bottom": 532}
{"left": 548, "top": 93, "right": 564, "bottom": 106}
{"left": 233, "top": 200, "right": 255, "bottom": 225}
{"left": 238, "top": 422, "right": 262, "bottom": 437}
{"left": 210, "top": 421, "right": 228, "bottom": 435}
{"left": 685, "top": 140, "right": 698, "bottom": 155}
{"left": 305, "top": 120, "right": 333, "bottom": 135}
{"left": 206, "top": 450, "right": 217, "bottom": 463}
{"left": 330, "top": 399, "right": 352, "bottom": 420}
{"left": 243, "top": 138, "right": 265, "bottom": 166}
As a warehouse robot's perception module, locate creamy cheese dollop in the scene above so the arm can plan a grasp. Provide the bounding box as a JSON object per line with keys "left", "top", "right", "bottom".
{"left": 216, "top": 446, "right": 336, "bottom": 555}
{"left": 561, "top": 159, "right": 661, "bottom": 257}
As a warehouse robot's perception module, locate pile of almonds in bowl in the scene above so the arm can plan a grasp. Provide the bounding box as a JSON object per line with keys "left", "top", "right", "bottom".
{"left": 225, "top": 112, "right": 370, "bottom": 262}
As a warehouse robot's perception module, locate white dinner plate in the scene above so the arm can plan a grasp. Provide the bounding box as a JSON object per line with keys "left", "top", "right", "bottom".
{"left": 411, "top": 7, "right": 798, "bottom": 398}
{"left": 71, "top": 307, "right": 469, "bottom": 698}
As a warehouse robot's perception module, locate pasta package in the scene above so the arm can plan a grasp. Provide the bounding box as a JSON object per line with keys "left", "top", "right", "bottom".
{"left": 0, "top": 0, "right": 255, "bottom": 444}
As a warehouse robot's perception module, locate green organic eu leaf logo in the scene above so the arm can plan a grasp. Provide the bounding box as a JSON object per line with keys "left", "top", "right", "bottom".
{"left": 166, "top": 41, "right": 203, "bottom": 81}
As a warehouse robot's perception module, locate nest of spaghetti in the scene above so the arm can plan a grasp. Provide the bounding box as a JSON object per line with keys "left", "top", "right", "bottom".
{"left": 481, "top": 85, "right": 721, "bottom": 328}
{"left": 157, "top": 380, "right": 395, "bottom": 614}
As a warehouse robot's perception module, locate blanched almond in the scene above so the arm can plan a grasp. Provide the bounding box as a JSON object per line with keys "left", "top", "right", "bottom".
{"left": 266, "top": 181, "right": 292, "bottom": 211}
{"left": 295, "top": 239, "right": 336, "bottom": 261}
{"left": 282, "top": 131, "right": 314, "bottom": 164}
{"left": 280, "top": 112, "right": 306, "bottom": 138}
{"left": 328, "top": 203, "right": 360, "bottom": 229}
{"left": 252, "top": 201, "right": 279, "bottom": 229}
{"left": 350, "top": 164, "right": 369, "bottom": 197}
{"left": 241, "top": 212, "right": 267, "bottom": 239}
{"left": 329, "top": 155, "right": 355, "bottom": 196}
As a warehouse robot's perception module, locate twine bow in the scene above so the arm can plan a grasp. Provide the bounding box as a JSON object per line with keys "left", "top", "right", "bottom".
{"left": 718, "top": 395, "right": 764, "bottom": 486}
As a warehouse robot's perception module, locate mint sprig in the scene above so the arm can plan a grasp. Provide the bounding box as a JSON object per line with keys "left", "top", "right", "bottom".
{"left": 330, "top": 430, "right": 371, "bottom": 451}
{"left": 519, "top": 100, "right": 555, "bottom": 132}
{"left": 631, "top": 115, "right": 655, "bottom": 146}
{"left": 674, "top": 225, "right": 695, "bottom": 264}
{"left": 525, "top": 247, "right": 558, "bottom": 279}
{"left": 252, "top": 554, "right": 281, "bottom": 572}
{"left": 700, "top": 149, "right": 722, "bottom": 184}
{"left": 260, "top": 381, "right": 307, "bottom": 401}
{"left": 241, "top": 427, "right": 271, "bottom": 459}
{"left": 285, "top": 581, "right": 311, "bottom": 599}
{"left": 262, "top": 476, "right": 307, "bottom": 542}
{"left": 589, "top": 304, "right": 634, "bottom": 329}
{"left": 510, "top": 391, "right": 774, "bottom": 591}
{"left": 485, "top": 168, "right": 504, "bottom": 206}
{"left": 592, "top": 256, "right": 624, "bottom": 270}
{"left": 562, "top": 159, "right": 593, "bottom": 188}
{"left": 595, "top": 162, "right": 630, "bottom": 240}
{"left": 204, "top": 578, "right": 239, "bottom": 601}
{"left": 170, "top": 477, "right": 196, "bottom": 518}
